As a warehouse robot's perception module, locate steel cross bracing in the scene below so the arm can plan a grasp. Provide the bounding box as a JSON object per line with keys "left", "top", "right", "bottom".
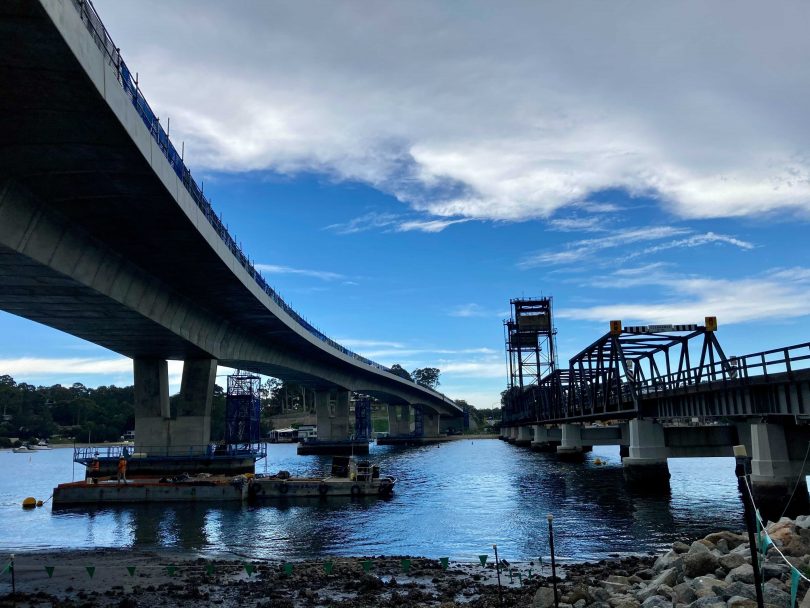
{"left": 502, "top": 321, "right": 810, "bottom": 425}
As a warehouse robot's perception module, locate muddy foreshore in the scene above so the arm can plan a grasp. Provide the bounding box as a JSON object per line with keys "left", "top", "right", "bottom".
{"left": 0, "top": 548, "right": 654, "bottom": 608}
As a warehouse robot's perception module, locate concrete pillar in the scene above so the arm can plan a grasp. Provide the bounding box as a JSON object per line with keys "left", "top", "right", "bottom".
{"left": 314, "top": 389, "right": 333, "bottom": 440}
{"left": 623, "top": 419, "right": 670, "bottom": 488}
{"left": 171, "top": 359, "right": 216, "bottom": 455}
{"left": 333, "top": 390, "right": 350, "bottom": 440}
{"left": 133, "top": 358, "right": 170, "bottom": 455}
{"left": 423, "top": 408, "right": 441, "bottom": 438}
{"left": 531, "top": 425, "right": 556, "bottom": 452}
{"left": 557, "top": 424, "right": 585, "bottom": 461}
{"left": 516, "top": 425, "right": 533, "bottom": 447}
{"left": 751, "top": 423, "right": 810, "bottom": 518}
{"left": 507, "top": 427, "right": 518, "bottom": 443}
{"left": 388, "top": 404, "right": 412, "bottom": 435}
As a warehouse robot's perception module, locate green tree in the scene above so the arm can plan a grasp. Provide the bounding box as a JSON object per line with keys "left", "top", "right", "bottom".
{"left": 389, "top": 364, "right": 412, "bottom": 381}
{"left": 412, "top": 367, "right": 441, "bottom": 389}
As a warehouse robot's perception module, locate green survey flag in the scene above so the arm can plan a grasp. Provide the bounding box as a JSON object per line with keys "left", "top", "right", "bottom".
{"left": 244, "top": 563, "right": 255, "bottom": 576}
{"left": 440, "top": 557, "right": 449, "bottom": 570}
{"left": 791, "top": 568, "right": 801, "bottom": 608}
{"left": 283, "top": 563, "right": 293, "bottom": 576}
{"left": 323, "top": 561, "right": 334, "bottom": 575}
{"left": 479, "top": 554, "right": 488, "bottom": 566}
{"left": 86, "top": 566, "right": 95, "bottom": 579}
{"left": 127, "top": 566, "right": 136, "bottom": 577}
{"left": 1, "top": 562, "right": 10, "bottom": 575}
{"left": 205, "top": 563, "right": 215, "bottom": 576}
{"left": 166, "top": 565, "right": 176, "bottom": 577}
{"left": 45, "top": 566, "right": 55, "bottom": 578}
{"left": 401, "top": 559, "right": 411, "bottom": 573}
{"left": 362, "top": 560, "right": 372, "bottom": 573}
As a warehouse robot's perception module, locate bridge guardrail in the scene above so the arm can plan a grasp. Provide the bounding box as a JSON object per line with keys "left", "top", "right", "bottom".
{"left": 68, "top": 0, "right": 432, "bottom": 383}
{"left": 74, "top": 443, "right": 267, "bottom": 463}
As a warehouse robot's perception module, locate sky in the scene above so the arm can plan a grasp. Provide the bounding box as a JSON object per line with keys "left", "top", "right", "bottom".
{"left": 2, "top": 1, "right": 810, "bottom": 409}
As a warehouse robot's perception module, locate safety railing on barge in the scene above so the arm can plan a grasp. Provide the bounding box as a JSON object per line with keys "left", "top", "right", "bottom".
{"left": 74, "top": 443, "right": 267, "bottom": 465}
{"left": 67, "top": 0, "right": 399, "bottom": 377}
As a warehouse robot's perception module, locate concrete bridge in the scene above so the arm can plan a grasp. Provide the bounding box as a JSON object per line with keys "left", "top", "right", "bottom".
{"left": 0, "top": 0, "right": 461, "bottom": 455}
{"left": 501, "top": 317, "right": 810, "bottom": 518}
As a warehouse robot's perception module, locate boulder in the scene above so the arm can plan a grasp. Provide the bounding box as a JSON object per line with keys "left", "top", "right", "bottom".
{"left": 715, "top": 539, "right": 729, "bottom": 555}
{"left": 718, "top": 553, "right": 746, "bottom": 571}
{"left": 687, "top": 596, "right": 725, "bottom": 608}
{"left": 684, "top": 543, "right": 720, "bottom": 578}
{"left": 726, "top": 596, "right": 758, "bottom": 608}
{"left": 574, "top": 600, "right": 586, "bottom": 608}
{"left": 719, "top": 582, "right": 757, "bottom": 600}
{"left": 648, "top": 568, "right": 678, "bottom": 590}
{"left": 764, "top": 518, "right": 795, "bottom": 544}
{"left": 691, "top": 576, "right": 728, "bottom": 598}
{"left": 590, "top": 586, "right": 612, "bottom": 602}
{"left": 673, "top": 582, "right": 697, "bottom": 604}
{"left": 654, "top": 551, "right": 683, "bottom": 573}
{"left": 799, "top": 587, "right": 810, "bottom": 608}
{"left": 673, "top": 542, "right": 691, "bottom": 554}
{"left": 703, "top": 532, "right": 747, "bottom": 550}
{"left": 762, "top": 583, "right": 790, "bottom": 607}
{"left": 608, "top": 595, "right": 641, "bottom": 608}
{"left": 795, "top": 515, "right": 810, "bottom": 530}
{"left": 641, "top": 596, "right": 670, "bottom": 608}
{"left": 782, "top": 533, "right": 810, "bottom": 557}
{"left": 726, "top": 564, "right": 754, "bottom": 585}
{"left": 761, "top": 561, "right": 789, "bottom": 580}
{"left": 563, "top": 584, "right": 592, "bottom": 605}
{"left": 533, "top": 587, "right": 556, "bottom": 608}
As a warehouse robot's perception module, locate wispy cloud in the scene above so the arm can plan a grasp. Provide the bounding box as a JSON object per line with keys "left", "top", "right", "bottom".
{"left": 624, "top": 231, "right": 755, "bottom": 260}
{"left": 325, "top": 212, "right": 401, "bottom": 235}
{"left": 0, "top": 357, "right": 132, "bottom": 377}
{"left": 547, "top": 216, "right": 607, "bottom": 232}
{"left": 256, "top": 264, "right": 346, "bottom": 282}
{"left": 396, "top": 218, "right": 470, "bottom": 233}
{"left": 559, "top": 267, "right": 810, "bottom": 326}
{"left": 519, "top": 226, "right": 689, "bottom": 268}
{"left": 336, "top": 339, "right": 406, "bottom": 349}
{"left": 449, "top": 303, "right": 509, "bottom": 318}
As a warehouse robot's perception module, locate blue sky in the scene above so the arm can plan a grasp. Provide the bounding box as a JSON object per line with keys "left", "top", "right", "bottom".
{"left": 2, "top": 1, "right": 810, "bottom": 408}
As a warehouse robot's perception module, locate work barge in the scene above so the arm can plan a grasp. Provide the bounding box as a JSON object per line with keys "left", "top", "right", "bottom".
{"left": 52, "top": 457, "right": 395, "bottom": 507}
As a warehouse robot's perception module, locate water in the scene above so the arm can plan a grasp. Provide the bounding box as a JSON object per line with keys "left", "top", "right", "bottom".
{"left": 0, "top": 440, "right": 744, "bottom": 562}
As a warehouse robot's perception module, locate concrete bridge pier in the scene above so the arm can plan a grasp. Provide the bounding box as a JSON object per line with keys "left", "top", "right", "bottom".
{"left": 622, "top": 419, "right": 671, "bottom": 490}
{"left": 387, "top": 404, "right": 412, "bottom": 436}
{"left": 557, "top": 424, "right": 586, "bottom": 461}
{"left": 172, "top": 358, "right": 217, "bottom": 452}
{"left": 299, "top": 389, "right": 369, "bottom": 454}
{"left": 750, "top": 423, "right": 810, "bottom": 519}
{"left": 531, "top": 425, "right": 561, "bottom": 452}
{"left": 421, "top": 406, "right": 441, "bottom": 438}
{"left": 133, "top": 358, "right": 170, "bottom": 454}
{"left": 507, "top": 427, "right": 518, "bottom": 444}
{"left": 515, "top": 425, "right": 533, "bottom": 447}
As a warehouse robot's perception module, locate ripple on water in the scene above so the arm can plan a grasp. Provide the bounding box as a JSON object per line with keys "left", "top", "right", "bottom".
{"left": 0, "top": 441, "right": 747, "bottom": 560}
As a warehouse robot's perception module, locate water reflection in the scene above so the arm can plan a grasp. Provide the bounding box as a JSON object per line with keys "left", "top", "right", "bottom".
{"left": 0, "top": 441, "right": 745, "bottom": 560}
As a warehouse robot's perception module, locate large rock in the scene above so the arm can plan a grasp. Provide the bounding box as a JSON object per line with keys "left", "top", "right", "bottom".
{"left": 763, "top": 583, "right": 790, "bottom": 607}
{"left": 718, "top": 553, "right": 746, "bottom": 571}
{"left": 795, "top": 515, "right": 810, "bottom": 530}
{"left": 719, "top": 581, "right": 757, "bottom": 600}
{"left": 608, "top": 596, "right": 640, "bottom": 608}
{"left": 673, "top": 582, "right": 698, "bottom": 604}
{"left": 590, "top": 586, "right": 612, "bottom": 602}
{"left": 673, "top": 541, "right": 691, "bottom": 554}
{"left": 533, "top": 587, "right": 556, "bottom": 608}
{"left": 704, "top": 531, "right": 747, "bottom": 550}
{"left": 691, "top": 576, "right": 728, "bottom": 598}
{"left": 640, "top": 596, "right": 669, "bottom": 608}
{"left": 765, "top": 518, "right": 795, "bottom": 544}
{"left": 726, "top": 564, "right": 754, "bottom": 585}
{"left": 562, "top": 584, "right": 592, "bottom": 605}
{"left": 782, "top": 532, "right": 810, "bottom": 557}
{"left": 761, "top": 561, "right": 789, "bottom": 580}
{"left": 726, "top": 596, "right": 758, "bottom": 608}
{"left": 649, "top": 568, "right": 678, "bottom": 590}
{"left": 683, "top": 543, "right": 720, "bottom": 578}
{"left": 654, "top": 550, "right": 683, "bottom": 573}
{"left": 687, "top": 596, "right": 725, "bottom": 608}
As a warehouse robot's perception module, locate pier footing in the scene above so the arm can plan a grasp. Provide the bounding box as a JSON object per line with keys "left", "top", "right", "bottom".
{"left": 297, "top": 441, "right": 369, "bottom": 455}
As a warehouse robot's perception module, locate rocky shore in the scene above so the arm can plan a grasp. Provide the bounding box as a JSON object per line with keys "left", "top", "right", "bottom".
{"left": 2, "top": 516, "right": 810, "bottom": 607}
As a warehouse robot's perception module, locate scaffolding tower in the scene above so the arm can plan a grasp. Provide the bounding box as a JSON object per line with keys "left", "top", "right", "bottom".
{"left": 225, "top": 371, "right": 262, "bottom": 445}
{"left": 504, "top": 297, "right": 558, "bottom": 392}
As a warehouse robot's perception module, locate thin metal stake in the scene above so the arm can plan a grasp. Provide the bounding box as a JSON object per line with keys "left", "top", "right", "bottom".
{"left": 493, "top": 544, "right": 503, "bottom": 607}
{"left": 10, "top": 554, "right": 15, "bottom": 595}
{"left": 734, "top": 446, "right": 765, "bottom": 608}
{"left": 548, "top": 514, "right": 559, "bottom": 608}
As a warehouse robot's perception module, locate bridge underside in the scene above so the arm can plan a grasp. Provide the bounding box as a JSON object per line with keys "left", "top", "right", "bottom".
{"left": 0, "top": 0, "right": 460, "bottom": 418}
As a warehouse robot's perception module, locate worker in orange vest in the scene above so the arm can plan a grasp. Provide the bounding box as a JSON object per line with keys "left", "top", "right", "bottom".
{"left": 117, "top": 455, "right": 127, "bottom": 485}
{"left": 88, "top": 452, "right": 100, "bottom": 483}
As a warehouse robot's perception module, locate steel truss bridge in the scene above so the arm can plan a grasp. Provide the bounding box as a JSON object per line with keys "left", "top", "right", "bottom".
{"left": 502, "top": 319, "right": 810, "bottom": 426}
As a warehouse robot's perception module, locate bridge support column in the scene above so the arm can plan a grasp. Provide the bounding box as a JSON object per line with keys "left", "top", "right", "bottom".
{"left": 515, "top": 425, "right": 533, "bottom": 447}
{"left": 314, "top": 389, "right": 350, "bottom": 441}
{"left": 557, "top": 424, "right": 586, "bottom": 461}
{"left": 507, "top": 427, "right": 518, "bottom": 443}
{"left": 387, "top": 404, "right": 411, "bottom": 435}
{"left": 314, "top": 389, "right": 333, "bottom": 440}
{"left": 531, "top": 425, "right": 558, "bottom": 452}
{"left": 133, "top": 358, "right": 170, "bottom": 455}
{"left": 423, "top": 408, "right": 441, "bottom": 438}
{"left": 750, "top": 423, "right": 810, "bottom": 519}
{"left": 623, "top": 419, "right": 670, "bottom": 489}
{"left": 170, "top": 359, "right": 216, "bottom": 455}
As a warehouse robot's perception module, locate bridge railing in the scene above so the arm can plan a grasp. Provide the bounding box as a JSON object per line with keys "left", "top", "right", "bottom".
{"left": 73, "top": 443, "right": 267, "bottom": 464}
{"left": 67, "top": 0, "right": 415, "bottom": 380}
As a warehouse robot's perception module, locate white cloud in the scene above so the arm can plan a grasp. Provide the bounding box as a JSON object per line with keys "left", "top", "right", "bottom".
{"left": 547, "top": 216, "right": 607, "bottom": 232}
{"left": 325, "top": 213, "right": 401, "bottom": 235}
{"left": 336, "top": 339, "right": 406, "bottom": 349}
{"left": 396, "top": 218, "right": 470, "bottom": 233}
{"left": 624, "top": 232, "right": 755, "bottom": 260}
{"left": 0, "top": 357, "right": 132, "bottom": 377}
{"left": 559, "top": 267, "right": 810, "bottom": 326}
{"left": 449, "top": 303, "right": 510, "bottom": 318}
{"left": 519, "top": 226, "right": 689, "bottom": 268}
{"left": 255, "top": 264, "right": 346, "bottom": 281}
{"left": 93, "top": 1, "right": 810, "bottom": 224}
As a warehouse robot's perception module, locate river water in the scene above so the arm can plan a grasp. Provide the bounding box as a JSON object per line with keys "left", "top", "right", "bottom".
{"left": 0, "top": 439, "right": 744, "bottom": 562}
